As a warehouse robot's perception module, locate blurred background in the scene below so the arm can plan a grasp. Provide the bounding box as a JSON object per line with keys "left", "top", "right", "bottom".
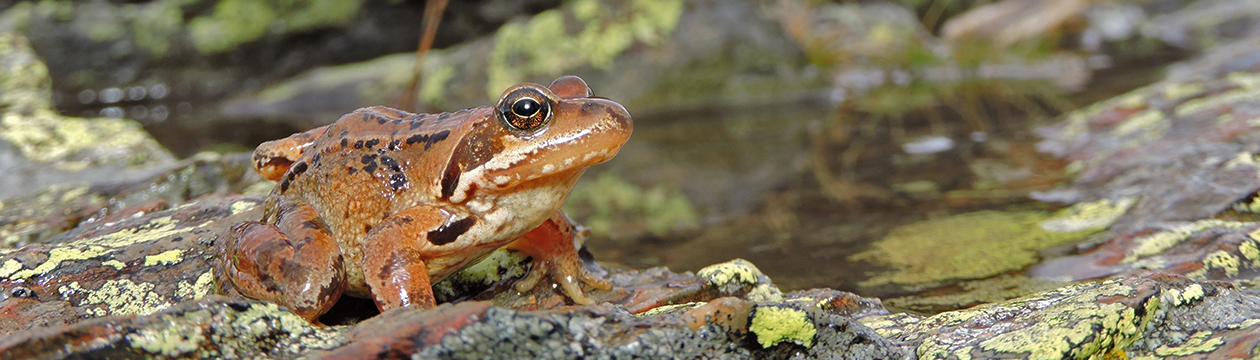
{"left": 3, "top": 0, "right": 1258, "bottom": 313}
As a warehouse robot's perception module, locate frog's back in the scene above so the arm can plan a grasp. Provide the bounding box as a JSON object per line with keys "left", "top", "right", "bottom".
{"left": 281, "top": 106, "right": 490, "bottom": 235}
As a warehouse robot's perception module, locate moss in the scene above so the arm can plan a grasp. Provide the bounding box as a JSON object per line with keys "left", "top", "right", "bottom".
{"left": 852, "top": 210, "right": 1102, "bottom": 286}
{"left": 749, "top": 305, "right": 816, "bottom": 348}
{"left": 486, "top": 0, "right": 683, "bottom": 97}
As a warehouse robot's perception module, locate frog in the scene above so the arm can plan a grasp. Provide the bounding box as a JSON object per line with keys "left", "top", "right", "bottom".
{"left": 216, "top": 76, "right": 632, "bottom": 323}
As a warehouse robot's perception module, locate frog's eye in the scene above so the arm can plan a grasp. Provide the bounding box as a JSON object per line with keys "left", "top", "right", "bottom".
{"left": 498, "top": 87, "right": 553, "bottom": 131}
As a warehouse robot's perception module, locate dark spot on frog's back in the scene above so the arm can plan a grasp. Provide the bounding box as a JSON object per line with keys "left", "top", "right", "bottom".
{"left": 389, "top": 173, "right": 407, "bottom": 191}
{"left": 405, "top": 130, "right": 451, "bottom": 150}
{"left": 365, "top": 139, "right": 380, "bottom": 149}
{"left": 428, "top": 217, "right": 476, "bottom": 245}
{"left": 380, "top": 156, "right": 401, "bottom": 172}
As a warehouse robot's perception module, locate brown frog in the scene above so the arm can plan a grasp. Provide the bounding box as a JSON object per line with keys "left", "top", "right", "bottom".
{"left": 217, "top": 76, "right": 632, "bottom": 322}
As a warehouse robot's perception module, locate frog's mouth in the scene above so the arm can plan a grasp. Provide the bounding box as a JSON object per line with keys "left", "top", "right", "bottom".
{"left": 483, "top": 97, "right": 633, "bottom": 188}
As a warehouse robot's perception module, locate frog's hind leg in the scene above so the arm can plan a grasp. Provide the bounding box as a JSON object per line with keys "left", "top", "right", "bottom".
{"left": 218, "top": 198, "right": 346, "bottom": 324}
{"left": 507, "top": 210, "right": 611, "bottom": 305}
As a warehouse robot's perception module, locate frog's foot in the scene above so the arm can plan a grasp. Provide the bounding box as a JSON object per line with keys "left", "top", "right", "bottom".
{"left": 218, "top": 199, "right": 346, "bottom": 323}
{"left": 507, "top": 211, "right": 611, "bottom": 305}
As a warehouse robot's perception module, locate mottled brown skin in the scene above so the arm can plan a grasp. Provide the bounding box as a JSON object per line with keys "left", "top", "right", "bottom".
{"left": 219, "top": 76, "right": 632, "bottom": 322}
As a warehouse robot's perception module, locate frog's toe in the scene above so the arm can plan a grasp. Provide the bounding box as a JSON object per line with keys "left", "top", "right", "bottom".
{"left": 514, "top": 257, "right": 609, "bottom": 305}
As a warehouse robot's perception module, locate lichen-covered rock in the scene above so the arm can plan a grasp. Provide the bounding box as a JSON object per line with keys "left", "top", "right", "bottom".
{"left": 860, "top": 273, "right": 1260, "bottom": 359}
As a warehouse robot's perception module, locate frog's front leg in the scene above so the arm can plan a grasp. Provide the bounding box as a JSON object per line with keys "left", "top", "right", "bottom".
{"left": 506, "top": 210, "right": 611, "bottom": 304}
{"left": 359, "top": 206, "right": 455, "bottom": 311}
{"left": 218, "top": 198, "right": 346, "bottom": 323}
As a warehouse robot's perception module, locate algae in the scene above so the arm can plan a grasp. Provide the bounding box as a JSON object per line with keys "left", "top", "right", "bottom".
{"left": 852, "top": 209, "right": 1104, "bottom": 286}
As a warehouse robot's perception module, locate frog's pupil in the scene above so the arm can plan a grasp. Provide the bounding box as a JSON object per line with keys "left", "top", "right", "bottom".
{"left": 513, "top": 98, "right": 540, "bottom": 117}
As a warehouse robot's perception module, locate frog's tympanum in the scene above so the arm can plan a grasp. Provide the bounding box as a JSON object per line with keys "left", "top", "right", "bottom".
{"left": 217, "top": 76, "right": 632, "bottom": 322}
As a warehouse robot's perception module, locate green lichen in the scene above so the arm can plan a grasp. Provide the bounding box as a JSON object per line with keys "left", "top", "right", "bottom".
{"left": 852, "top": 210, "right": 1102, "bottom": 286}
{"left": 1152, "top": 331, "right": 1224, "bottom": 357}
{"left": 62, "top": 279, "right": 171, "bottom": 317}
{"left": 749, "top": 305, "right": 816, "bottom": 348}
{"left": 188, "top": 0, "right": 363, "bottom": 54}
{"left": 906, "top": 279, "right": 1158, "bottom": 359}
{"left": 102, "top": 259, "right": 126, "bottom": 270}
{"left": 432, "top": 249, "right": 528, "bottom": 300}
{"left": 486, "top": 0, "right": 683, "bottom": 97}
{"left": 127, "top": 314, "right": 208, "bottom": 357}
{"left": 563, "top": 172, "right": 697, "bottom": 238}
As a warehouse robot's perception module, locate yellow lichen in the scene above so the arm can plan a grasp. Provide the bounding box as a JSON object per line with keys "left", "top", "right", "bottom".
{"left": 10, "top": 246, "right": 111, "bottom": 279}
{"left": 1124, "top": 220, "right": 1252, "bottom": 263}
{"left": 636, "top": 302, "right": 706, "bottom": 317}
{"left": 1164, "top": 284, "right": 1205, "bottom": 307}
{"left": 175, "top": 272, "right": 216, "bottom": 299}
{"left": 698, "top": 258, "right": 762, "bottom": 289}
{"left": 749, "top": 306, "right": 816, "bottom": 348}
{"left": 747, "top": 283, "right": 785, "bottom": 303}
{"left": 102, "top": 260, "right": 126, "bottom": 270}
{"left": 1197, "top": 250, "right": 1241, "bottom": 278}
{"left": 230, "top": 199, "right": 258, "bottom": 215}
{"left": 1175, "top": 87, "right": 1260, "bottom": 118}
{"left": 143, "top": 249, "right": 185, "bottom": 266}
{"left": 1039, "top": 198, "right": 1136, "bottom": 232}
